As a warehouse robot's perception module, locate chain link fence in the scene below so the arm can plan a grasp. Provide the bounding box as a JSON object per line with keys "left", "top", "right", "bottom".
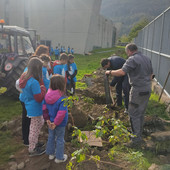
{"left": 135, "top": 7, "right": 170, "bottom": 96}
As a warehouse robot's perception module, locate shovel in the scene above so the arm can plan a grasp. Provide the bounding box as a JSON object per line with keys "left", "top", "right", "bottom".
{"left": 104, "top": 74, "right": 116, "bottom": 107}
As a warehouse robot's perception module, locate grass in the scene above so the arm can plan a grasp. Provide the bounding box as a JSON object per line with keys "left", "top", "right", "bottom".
{"left": 0, "top": 95, "right": 22, "bottom": 123}
{"left": 146, "top": 92, "right": 169, "bottom": 120}
{"left": 0, "top": 95, "right": 22, "bottom": 166}
{"left": 0, "top": 131, "right": 22, "bottom": 166}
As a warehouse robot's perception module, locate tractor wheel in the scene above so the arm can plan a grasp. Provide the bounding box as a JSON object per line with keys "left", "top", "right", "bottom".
{"left": 3, "top": 60, "right": 28, "bottom": 97}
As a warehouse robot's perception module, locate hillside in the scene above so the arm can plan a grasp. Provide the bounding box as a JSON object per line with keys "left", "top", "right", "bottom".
{"left": 100, "top": 0, "right": 170, "bottom": 36}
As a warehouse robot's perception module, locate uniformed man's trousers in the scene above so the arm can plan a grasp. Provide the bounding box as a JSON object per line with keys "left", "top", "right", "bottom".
{"left": 128, "top": 87, "right": 151, "bottom": 143}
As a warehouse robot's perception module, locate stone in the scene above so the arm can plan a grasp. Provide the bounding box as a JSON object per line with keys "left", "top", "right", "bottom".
{"left": 0, "top": 121, "right": 8, "bottom": 130}
{"left": 25, "top": 159, "right": 29, "bottom": 163}
{"left": 151, "top": 131, "right": 170, "bottom": 141}
{"left": 148, "top": 163, "right": 160, "bottom": 170}
{"left": 159, "top": 155, "right": 168, "bottom": 164}
{"left": 8, "top": 120, "right": 17, "bottom": 129}
{"left": 9, "top": 162, "right": 17, "bottom": 170}
{"left": 9, "top": 155, "right": 15, "bottom": 160}
{"left": 160, "top": 164, "right": 170, "bottom": 170}
{"left": 79, "top": 131, "right": 103, "bottom": 147}
{"left": 17, "top": 162, "right": 25, "bottom": 169}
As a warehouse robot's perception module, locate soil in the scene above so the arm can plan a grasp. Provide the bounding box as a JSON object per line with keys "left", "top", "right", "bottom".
{"left": 1, "top": 68, "right": 170, "bottom": 170}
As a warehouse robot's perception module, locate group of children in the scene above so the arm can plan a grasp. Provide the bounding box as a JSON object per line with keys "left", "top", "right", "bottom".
{"left": 16, "top": 44, "right": 77, "bottom": 163}
{"left": 51, "top": 46, "right": 74, "bottom": 60}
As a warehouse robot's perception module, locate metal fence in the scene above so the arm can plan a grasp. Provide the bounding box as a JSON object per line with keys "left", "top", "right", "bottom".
{"left": 135, "top": 7, "right": 170, "bottom": 97}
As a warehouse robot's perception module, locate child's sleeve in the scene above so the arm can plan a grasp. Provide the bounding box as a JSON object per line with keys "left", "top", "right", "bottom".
{"left": 54, "top": 100, "right": 67, "bottom": 126}
{"left": 15, "top": 79, "right": 23, "bottom": 93}
{"left": 32, "top": 80, "right": 46, "bottom": 102}
{"left": 42, "top": 101, "right": 50, "bottom": 121}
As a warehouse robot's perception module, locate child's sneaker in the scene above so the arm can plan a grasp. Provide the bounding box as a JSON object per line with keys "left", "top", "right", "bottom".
{"left": 36, "top": 141, "right": 45, "bottom": 148}
{"left": 29, "top": 146, "right": 46, "bottom": 157}
{"left": 49, "top": 155, "right": 55, "bottom": 160}
{"left": 54, "top": 154, "right": 68, "bottom": 163}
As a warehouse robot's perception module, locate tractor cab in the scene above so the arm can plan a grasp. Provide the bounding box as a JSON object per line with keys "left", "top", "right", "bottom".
{"left": 0, "top": 19, "right": 34, "bottom": 95}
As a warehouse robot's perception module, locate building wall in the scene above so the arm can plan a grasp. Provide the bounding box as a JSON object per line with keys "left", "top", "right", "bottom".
{"left": 0, "top": 0, "right": 115, "bottom": 54}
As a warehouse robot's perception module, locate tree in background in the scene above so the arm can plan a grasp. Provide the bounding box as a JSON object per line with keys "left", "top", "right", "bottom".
{"left": 119, "top": 17, "right": 149, "bottom": 43}
{"left": 128, "top": 17, "right": 149, "bottom": 41}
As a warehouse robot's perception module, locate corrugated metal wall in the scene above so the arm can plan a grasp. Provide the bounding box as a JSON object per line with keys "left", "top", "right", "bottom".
{"left": 135, "top": 7, "right": 170, "bottom": 96}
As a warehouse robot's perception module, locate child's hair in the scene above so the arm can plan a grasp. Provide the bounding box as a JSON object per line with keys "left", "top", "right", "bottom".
{"left": 39, "top": 54, "right": 51, "bottom": 62}
{"left": 34, "top": 45, "right": 49, "bottom": 56}
{"left": 50, "top": 74, "right": 66, "bottom": 92}
{"left": 67, "top": 54, "right": 74, "bottom": 71}
{"left": 24, "top": 58, "right": 43, "bottom": 82}
{"left": 68, "top": 54, "right": 74, "bottom": 60}
{"left": 29, "top": 55, "right": 39, "bottom": 60}
{"left": 59, "top": 53, "right": 68, "bottom": 61}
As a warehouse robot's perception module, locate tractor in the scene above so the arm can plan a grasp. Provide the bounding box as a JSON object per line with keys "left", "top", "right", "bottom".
{"left": 0, "top": 19, "right": 35, "bottom": 96}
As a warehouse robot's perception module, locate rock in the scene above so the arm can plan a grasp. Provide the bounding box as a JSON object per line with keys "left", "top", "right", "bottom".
{"left": 9, "top": 162, "right": 17, "bottom": 170}
{"left": 166, "top": 104, "right": 170, "bottom": 113}
{"left": 13, "top": 127, "right": 22, "bottom": 135}
{"left": 160, "top": 164, "right": 170, "bottom": 170}
{"left": 159, "top": 155, "right": 168, "bottom": 164}
{"left": 17, "top": 162, "right": 25, "bottom": 169}
{"left": 151, "top": 131, "right": 170, "bottom": 141}
{"left": 25, "top": 159, "right": 29, "bottom": 163}
{"left": 8, "top": 120, "right": 17, "bottom": 129}
{"left": 9, "top": 155, "right": 15, "bottom": 160}
{"left": 0, "top": 121, "right": 8, "bottom": 130}
{"left": 148, "top": 163, "right": 160, "bottom": 170}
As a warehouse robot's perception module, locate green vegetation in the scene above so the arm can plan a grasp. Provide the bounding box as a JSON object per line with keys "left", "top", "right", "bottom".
{"left": 101, "top": 0, "right": 170, "bottom": 36}
{"left": 0, "top": 95, "right": 22, "bottom": 123}
{"left": 0, "top": 96, "right": 22, "bottom": 167}
{"left": 67, "top": 116, "right": 151, "bottom": 170}
{"left": 0, "top": 87, "right": 7, "bottom": 94}
{"left": 146, "top": 92, "right": 169, "bottom": 120}
{"left": 119, "top": 18, "right": 149, "bottom": 43}
{"left": 0, "top": 131, "right": 22, "bottom": 166}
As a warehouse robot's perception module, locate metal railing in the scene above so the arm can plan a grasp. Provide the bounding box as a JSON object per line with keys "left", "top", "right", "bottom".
{"left": 135, "top": 7, "right": 170, "bottom": 96}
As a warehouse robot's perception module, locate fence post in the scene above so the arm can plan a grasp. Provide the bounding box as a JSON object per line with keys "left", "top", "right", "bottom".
{"left": 150, "top": 21, "right": 155, "bottom": 61}
{"left": 157, "top": 13, "right": 165, "bottom": 81}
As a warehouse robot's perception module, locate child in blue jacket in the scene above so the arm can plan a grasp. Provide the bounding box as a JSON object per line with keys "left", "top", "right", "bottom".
{"left": 19, "top": 58, "right": 46, "bottom": 157}
{"left": 43, "top": 75, "right": 68, "bottom": 163}
{"left": 65, "top": 54, "right": 77, "bottom": 95}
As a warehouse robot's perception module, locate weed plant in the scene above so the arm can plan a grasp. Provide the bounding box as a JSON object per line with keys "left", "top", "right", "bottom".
{"left": 146, "top": 92, "right": 169, "bottom": 120}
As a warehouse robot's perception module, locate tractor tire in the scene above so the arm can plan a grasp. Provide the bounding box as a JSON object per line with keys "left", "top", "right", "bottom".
{"left": 104, "top": 74, "right": 114, "bottom": 105}
{"left": 3, "top": 60, "right": 28, "bottom": 97}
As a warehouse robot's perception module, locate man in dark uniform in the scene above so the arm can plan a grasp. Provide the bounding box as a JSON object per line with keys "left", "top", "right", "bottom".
{"left": 105, "top": 43, "right": 153, "bottom": 146}
{"left": 101, "top": 55, "right": 130, "bottom": 113}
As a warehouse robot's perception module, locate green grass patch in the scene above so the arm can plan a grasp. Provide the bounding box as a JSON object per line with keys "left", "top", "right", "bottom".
{"left": 146, "top": 92, "right": 169, "bottom": 120}
{"left": 0, "top": 95, "right": 22, "bottom": 166}
{"left": 0, "top": 95, "right": 22, "bottom": 123}
{"left": 0, "top": 131, "right": 22, "bottom": 166}
{"left": 76, "top": 82, "right": 87, "bottom": 90}
{"left": 109, "top": 146, "right": 151, "bottom": 170}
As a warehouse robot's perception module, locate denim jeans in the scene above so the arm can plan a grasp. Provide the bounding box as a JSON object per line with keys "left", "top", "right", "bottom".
{"left": 116, "top": 75, "right": 130, "bottom": 109}
{"left": 46, "top": 126, "right": 65, "bottom": 160}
